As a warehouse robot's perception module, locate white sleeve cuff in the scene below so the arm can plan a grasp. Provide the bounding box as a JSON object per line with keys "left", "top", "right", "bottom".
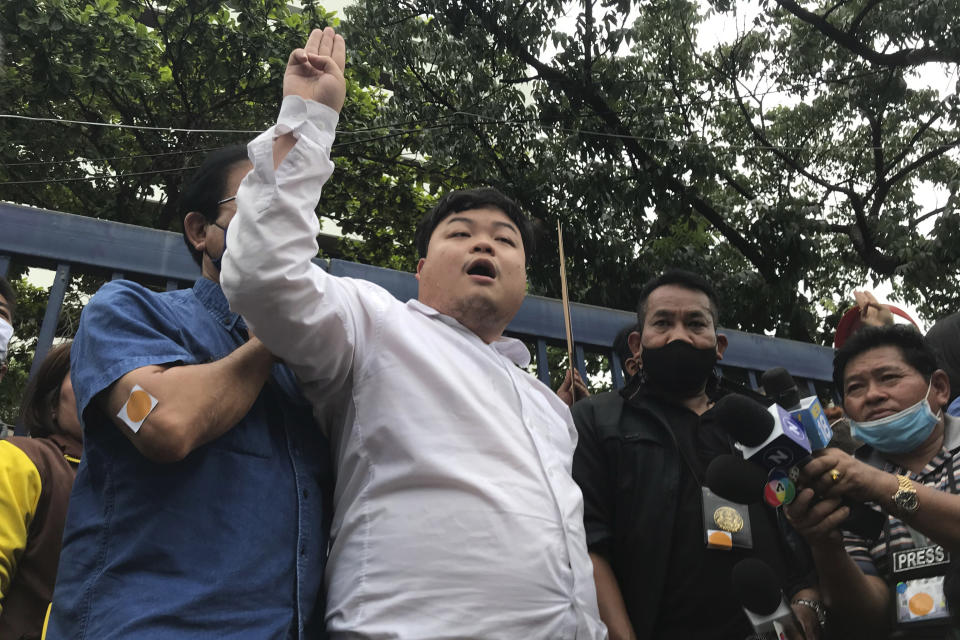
{"left": 276, "top": 95, "right": 339, "bottom": 141}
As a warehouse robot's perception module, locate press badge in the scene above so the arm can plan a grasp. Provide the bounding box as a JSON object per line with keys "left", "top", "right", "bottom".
{"left": 894, "top": 576, "right": 949, "bottom": 623}
{"left": 892, "top": 545, "right": 951, "bottom": 625}
{"left": 702, "top": 487, "right": 753, "bottom": 551}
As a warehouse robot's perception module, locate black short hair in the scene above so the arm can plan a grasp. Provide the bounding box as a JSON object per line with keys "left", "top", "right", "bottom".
{"left": 833, "top": 324, "right": 939, "bottom": 396}
{"left": 0, "top": 276, "right": 16, "bottom": 324}
{"left": 178, "top": 145, "right": 250, "bottom": 266}
{"left": 414, "top": 188, "right": 534, "bottom": 262}
{"left": 635, "top": 269, "right": 720, "bottom": 329}
{"left": 20, "top": 341, "right": 72, "bottom": 438}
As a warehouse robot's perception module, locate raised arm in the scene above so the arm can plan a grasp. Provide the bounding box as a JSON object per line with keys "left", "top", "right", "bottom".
{"left": 274, "top": 27, "right": 345, "bottom": 169}
{"left": 222, "top": 28, "right": 383, "bottom": 389}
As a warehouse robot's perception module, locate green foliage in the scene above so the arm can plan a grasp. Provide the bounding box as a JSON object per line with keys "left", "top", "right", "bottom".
{"left": 0, "top": 0, "right": 439, "bottom": 414}
{"left": 0, "top": 270, "right": 88, "bottom": 425}
{"left": 1, "top": 0, "right": 958, "bottom": 419}
{"left": 338, "top": 0, "right": 959, "bottom": 342}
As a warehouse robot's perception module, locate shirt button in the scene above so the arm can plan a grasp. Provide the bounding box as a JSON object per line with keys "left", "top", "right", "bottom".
{"left": 302, "top": 489, "right": 309, "bottom": 498}
{"left": 300, "top": 546, "right": 306, "bottom": 557}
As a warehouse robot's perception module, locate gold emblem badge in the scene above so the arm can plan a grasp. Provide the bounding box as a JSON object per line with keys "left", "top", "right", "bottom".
{"left": 713, "top": 506, "right": 744, "bottom": 533}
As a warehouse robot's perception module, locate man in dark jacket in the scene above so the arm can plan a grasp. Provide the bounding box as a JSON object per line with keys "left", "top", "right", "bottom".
{"left": 572, "top": 269, "right": 821, "bottom": 640}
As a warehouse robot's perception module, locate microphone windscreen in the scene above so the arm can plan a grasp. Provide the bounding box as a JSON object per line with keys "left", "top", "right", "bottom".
{"left": 705, "top": 454, "right": 768, "bottom": 504}
{"left": 715, "top": 393, "right": 775, "bottom": 447}
{"left": 732, "top": 557, "right": 783, "bottom": 616}
{"left": 761, "top": 367, "right": 801, "bottom": 409}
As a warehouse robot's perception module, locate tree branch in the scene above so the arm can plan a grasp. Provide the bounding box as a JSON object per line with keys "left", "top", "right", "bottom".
{"left": 773, "top": 0, "right": 958, "bottom": 65}
{"left": 848, "top": 0, "right": 883, "bottom": 33}
{"left": 457, "top": 3, "right": 775, "bottom": 278}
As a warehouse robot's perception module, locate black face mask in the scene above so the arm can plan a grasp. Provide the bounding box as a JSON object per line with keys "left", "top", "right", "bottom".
{"left": 640, "top": 339, "right": 718, "bottom": 395}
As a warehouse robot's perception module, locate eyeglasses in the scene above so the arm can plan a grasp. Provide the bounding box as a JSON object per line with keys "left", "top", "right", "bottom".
{"left": 217, "top": 195, "right": 237, "bottom": 205}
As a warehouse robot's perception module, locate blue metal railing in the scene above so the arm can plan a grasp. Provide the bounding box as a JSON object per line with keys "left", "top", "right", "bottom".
{"left": 1, "top": 201, "right": 836, "bottom": 421}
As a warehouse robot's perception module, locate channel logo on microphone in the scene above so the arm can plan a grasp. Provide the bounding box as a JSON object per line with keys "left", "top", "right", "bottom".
{"left": 763, "top": 469, "right": 796, "bottom": 507}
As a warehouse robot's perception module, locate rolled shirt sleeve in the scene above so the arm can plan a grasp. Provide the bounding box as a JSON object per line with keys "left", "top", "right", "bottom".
{"left": 221, "top": 96, "right": 386, "bottom": 392}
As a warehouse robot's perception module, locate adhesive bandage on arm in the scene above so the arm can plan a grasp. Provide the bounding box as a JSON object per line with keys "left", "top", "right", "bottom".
{"left": 117, "top": 385, "right": 158, "bottom": 433}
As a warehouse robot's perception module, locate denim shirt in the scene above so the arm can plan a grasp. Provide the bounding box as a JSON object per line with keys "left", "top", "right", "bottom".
{"left": 47, "top": 279, "right": 332, "bottom": 639}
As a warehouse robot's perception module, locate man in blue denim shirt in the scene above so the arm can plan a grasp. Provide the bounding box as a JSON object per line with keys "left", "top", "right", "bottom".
{"left": 45, "top": 147, "right": 333, "bottom": 639}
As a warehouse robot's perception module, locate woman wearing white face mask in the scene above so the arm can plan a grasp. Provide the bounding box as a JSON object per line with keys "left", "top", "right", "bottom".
{"left": 784, "top": 325, "right": 960, "bottom": 639}
{"left": 0, "top": 342, "right": 82, "bottom": 639}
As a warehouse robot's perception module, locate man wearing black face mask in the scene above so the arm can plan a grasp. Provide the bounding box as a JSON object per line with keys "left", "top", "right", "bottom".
{"left": 571, "top": 269, "right": 818, "bottom": 640}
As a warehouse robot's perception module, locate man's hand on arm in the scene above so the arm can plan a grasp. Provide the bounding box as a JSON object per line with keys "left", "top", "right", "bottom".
{"left": 98, "top": 338, "right": 275, "bottom": 463}
{"left": 274, "top": 26, "right": 346, "bottom": 169}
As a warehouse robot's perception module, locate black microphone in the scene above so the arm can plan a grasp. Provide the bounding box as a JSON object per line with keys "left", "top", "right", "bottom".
{"left": 761, "top": 367, "right": 833, "bottom": 449}
{"left": 731, "top": 558, "right": 807, "bottom": 639}
{"left": 705, "top": 454, "right": 768, "bottom": 505}
{"left": 761, "top": 367, "right": 801, "bottom": 410}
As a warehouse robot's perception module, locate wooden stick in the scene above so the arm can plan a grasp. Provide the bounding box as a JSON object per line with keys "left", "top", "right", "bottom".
{"left": 557, "top": 221, "right": 575, "bottom": 375}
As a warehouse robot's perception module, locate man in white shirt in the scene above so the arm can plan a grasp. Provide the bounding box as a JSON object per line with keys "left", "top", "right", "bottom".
{"left": 221, "top": 27, "right": 606, "bottom": 640}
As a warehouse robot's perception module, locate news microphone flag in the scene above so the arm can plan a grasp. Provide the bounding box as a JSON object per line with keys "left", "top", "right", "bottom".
{"left": 790, "top": 395, "right": 833, "bottom": 450}
{"left": 735, "top": 404, "right": 811, "bottom": 471}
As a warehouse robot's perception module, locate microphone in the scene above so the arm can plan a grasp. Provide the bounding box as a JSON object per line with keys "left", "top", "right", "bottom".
{"left": 761, "top": 367, "right": 801, "bottom": 410}
{"left": 716, "top": 393, "right": 885, "bottom": 539}
{"left": 715, "top": 394, "right": 811, "bottom": 471}
{"left": 706, "top": 454, "right": 796, "bottom": 508}
{"left": 762, "top": 367, "right": 833, "bottom": 450}
{"left": 732, "top": 557, "right": 807, "bottom": 639}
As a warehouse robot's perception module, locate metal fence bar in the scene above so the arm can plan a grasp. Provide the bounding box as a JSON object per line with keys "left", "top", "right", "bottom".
{"left": 28, "top": 263, "right": 71, "bottom": 377}
{"left": 536, "top": 339, "right": 550, "bottom": 385}
{"left": 574, "top": 344, "right": 587, "bottom": 383}
{"left": 0, "top": 206, "right": 841, "bottom": 414}
{"left": 19, "top": 263, "right": 73, "bottom": 434}
{"left": 609, "top": 349, "right": 624, "bottom": 390}
{"left": 747, "top": 370, "right": 759, "bottom": 391}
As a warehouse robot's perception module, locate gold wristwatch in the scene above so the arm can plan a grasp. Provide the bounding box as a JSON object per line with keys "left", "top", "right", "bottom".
{"left": 892, "top": 474, "right": 919, "bottom": 516}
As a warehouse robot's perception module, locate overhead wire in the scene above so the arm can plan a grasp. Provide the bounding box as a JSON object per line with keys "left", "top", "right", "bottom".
{"left": 3, "top": 112, "right": 957, "bottom": 186}
{"left": 2, "top": 75, "right": 957, "bottom": 184}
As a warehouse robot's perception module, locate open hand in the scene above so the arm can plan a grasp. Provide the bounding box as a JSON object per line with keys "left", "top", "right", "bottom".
{"left": 283, "top": 27, "right": 346, "bottom": 113}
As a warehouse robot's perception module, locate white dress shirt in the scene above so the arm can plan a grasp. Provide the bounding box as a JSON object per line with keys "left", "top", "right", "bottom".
{"left": 221, "top": 96, "right": 606, "bottom": 640}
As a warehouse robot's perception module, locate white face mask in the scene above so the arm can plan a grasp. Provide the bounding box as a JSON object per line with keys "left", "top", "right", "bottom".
{"left": 0, "top": 318, "right": 13, "bottom": 363}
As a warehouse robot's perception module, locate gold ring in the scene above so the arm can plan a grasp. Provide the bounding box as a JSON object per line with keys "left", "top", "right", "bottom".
{"left": 829, "top": 468, "right": 842, "bottom": 483}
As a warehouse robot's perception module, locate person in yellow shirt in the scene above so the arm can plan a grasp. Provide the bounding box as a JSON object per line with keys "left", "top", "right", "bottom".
{"left": 0, "top": 339, "right": 81, "bottom": 640}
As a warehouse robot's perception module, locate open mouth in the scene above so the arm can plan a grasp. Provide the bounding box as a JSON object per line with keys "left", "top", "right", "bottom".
{"left": 466, "top": 259, "right": 497, "bottom": 280}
